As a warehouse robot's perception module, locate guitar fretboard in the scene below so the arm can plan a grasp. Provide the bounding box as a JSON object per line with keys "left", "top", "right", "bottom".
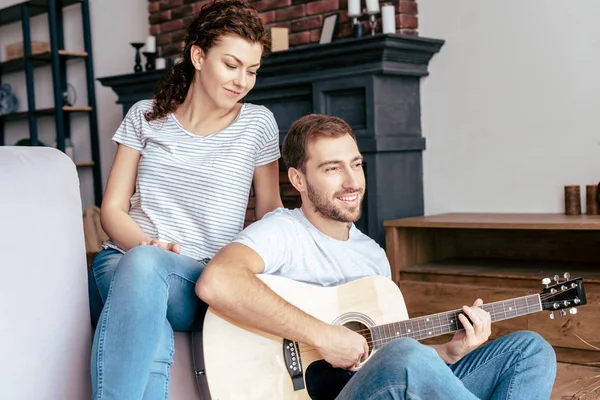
{"left": 370, "top": 294, "right": 541, "bottom": 348}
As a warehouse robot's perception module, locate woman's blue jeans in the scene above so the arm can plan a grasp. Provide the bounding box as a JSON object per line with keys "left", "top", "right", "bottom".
{"left": 88, "top": 246, "right": 208, "bottom": 400}
{"left": 337, "top": 331, "right": 556, "bottom": 399}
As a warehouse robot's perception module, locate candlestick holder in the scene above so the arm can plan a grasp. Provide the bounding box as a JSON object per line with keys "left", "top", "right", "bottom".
{"left": 350, "top": 16, "right": 364, "bottom": 38}
{"left": 143, "top": 51, "right": 157, "bottom": 71}
{"left": 366, "top": 11, "right": 379, "bottom": 36}
{"left": 130, "top": 42, "right": 144, "bottom": 73}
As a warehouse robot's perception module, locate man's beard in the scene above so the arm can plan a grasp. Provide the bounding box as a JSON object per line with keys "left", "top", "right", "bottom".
{"left": 306, "top": 181, "right": 363, "bottom": 223}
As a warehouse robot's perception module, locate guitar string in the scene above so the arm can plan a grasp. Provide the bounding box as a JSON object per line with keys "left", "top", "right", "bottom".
{"left": 321, "top": 291, "right": 577, "bottom": 338}
{"left": 295, "top": 294, "right": 581, "bottom": 353}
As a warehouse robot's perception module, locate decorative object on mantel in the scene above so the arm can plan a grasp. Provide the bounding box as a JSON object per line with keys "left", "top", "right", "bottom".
{"left": 365, "top": 0, "right": 380, "bottom": 35}
{"left": 381, "top": 3, "right": 396, "bottom": 34}
{"left": 347, "top": 0, "right": 364, "bottom": 38}
{"left": 130, "top": 42, "right": 145, "bottom": 73}
{"left": 564, "top": 185, "right": 582, "bottom": 215}
{"left": 585, "top": 184, "right": 599, "bottom": 215}
{"left": 0, "top": 83, "right": 19, "bottom": 115}
{"left": 319, "top": 14, "right": 338, "bottom": 44}
{"left": 268, "top": 27, "right": 289, "bottom": 51}
{"left": 155, "top": 57, "right": 166, "bottom": 70}
{"left": 143, "top": 51, "right": 157, "bottom": 71}
{"left": 145, "top": 35, "right": 156, "bottom": 53}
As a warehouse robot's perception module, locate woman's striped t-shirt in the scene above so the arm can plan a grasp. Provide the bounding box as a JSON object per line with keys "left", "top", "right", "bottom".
{"left": 104, "top": 99, "right": 280, "bottom": 261}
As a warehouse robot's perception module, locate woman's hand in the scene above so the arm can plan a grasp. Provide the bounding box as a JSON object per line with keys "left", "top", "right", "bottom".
{"left": 139, "top": 239, "right": 181, "bottom": 254}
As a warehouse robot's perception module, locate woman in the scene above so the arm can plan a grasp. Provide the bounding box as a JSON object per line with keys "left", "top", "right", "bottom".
{"left": 88, "top": 1, "right": 282, "bottom": 398}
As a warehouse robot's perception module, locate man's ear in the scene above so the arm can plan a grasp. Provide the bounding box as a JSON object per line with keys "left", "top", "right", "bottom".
{"left": 190, "top": 45, "right": 205, "bottom": 71}
{"left": 288, "top": 167, "right": 306, "bottom": 193}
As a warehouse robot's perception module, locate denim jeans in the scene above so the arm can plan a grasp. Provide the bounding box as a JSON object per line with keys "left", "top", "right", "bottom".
{"left": 337, "top": 331, "right": 556, "bottom": 400}
{"left": 88, "top": 246, "right": 208, "bottom": 400}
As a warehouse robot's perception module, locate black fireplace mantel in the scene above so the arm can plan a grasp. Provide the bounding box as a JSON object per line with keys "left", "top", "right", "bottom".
{"left": 99, "top": 33, "right": 445, "bottom": 248}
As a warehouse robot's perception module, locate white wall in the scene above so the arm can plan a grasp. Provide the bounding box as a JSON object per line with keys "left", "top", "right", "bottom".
{"left": 0, "top": 0, "right": 148, "bottom": 209}
{"left": 419, "top": 0, "right": 600, "bottom": 214}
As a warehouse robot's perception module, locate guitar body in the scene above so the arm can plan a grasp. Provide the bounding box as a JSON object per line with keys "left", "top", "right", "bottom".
{"left": 202, "top": 275, "right": 409, "bottom": 400}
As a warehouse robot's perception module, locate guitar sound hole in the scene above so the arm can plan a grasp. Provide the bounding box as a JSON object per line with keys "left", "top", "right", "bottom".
{"left": 343, "top": 321, "right": 373, "bottom": 355}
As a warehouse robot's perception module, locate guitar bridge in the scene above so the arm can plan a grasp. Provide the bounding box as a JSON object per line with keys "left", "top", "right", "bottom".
{"left": 283, "top": 339, "right": 305, "bottom": 391}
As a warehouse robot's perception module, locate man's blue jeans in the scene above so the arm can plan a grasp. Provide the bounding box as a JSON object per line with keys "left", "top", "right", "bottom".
{"left": 337, "top": 331, "right": 556, "bottom": 399}
{"left": 88, "top": 246, "right": 208, "bottom": 400}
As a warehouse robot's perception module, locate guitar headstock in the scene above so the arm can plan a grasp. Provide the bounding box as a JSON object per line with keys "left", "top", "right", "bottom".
{"left": 539, "top": 272, "right": 586, "bottom": 319}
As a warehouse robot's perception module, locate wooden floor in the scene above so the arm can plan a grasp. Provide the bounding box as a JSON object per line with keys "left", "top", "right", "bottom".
{"left": 552, "top": 363, "right": 600, "bottom": 400}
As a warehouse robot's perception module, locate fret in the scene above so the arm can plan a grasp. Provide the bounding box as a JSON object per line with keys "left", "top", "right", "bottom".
{"left": 392, "top": 322, "right": 401, "bottom": 340}
{"left": 401, "top": 320, "right": 409, "bottom": 338}
{"left": 443, "top": 311, "right": 455, "bottom": 334}
{"left": 423, "top": 315, "right": 434, "bottom": 338}
{"left": 515, "top": 297, "right": 528, "bottom": 317}
{"left": 435, "top": 313, "right": 443, "bottom": 336}
{"left": 419, "top": 316, "right": 426, "bottom": 339}
{"left": 528, "top": 294, "right": 541, "bottom": 313}
{"left": 501, "top": 300, "right": 508, "bottom": 321}
{"left": 438, "top": 312, "right": 448, "bottom": 334}
{"left": 384, "top": 322, "right": 391, "bottom": 344}
{"left": 372, "top": 325, "right": 382, "bottom": 350}
{"left": 413, "top": 317, "right": 421, "bottom": 340}
{"left": 406, "top": 319, "right": 414, "bottom": 339}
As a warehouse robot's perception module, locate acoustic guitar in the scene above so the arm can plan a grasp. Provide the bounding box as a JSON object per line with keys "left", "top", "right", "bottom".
{"left": 197, "top": 273, "right": 586, "bottom": 399}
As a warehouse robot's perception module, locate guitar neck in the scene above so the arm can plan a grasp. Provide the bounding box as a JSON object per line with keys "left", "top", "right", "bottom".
{"left": 371, "top": 294, "right": 542, "bottom": 348}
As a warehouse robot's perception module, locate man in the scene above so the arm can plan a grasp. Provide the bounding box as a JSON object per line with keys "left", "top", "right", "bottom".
{"left": 196, "top": 114, "right": 556, "bottom": 399}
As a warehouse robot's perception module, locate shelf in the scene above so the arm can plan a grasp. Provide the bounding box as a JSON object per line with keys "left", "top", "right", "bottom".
{"left": 384, "top": 213, "right": 600, "bottom": 230}
{"left": 402, "top": 257, "right": 600, "bottom": 284}
{"left": 0, "top": 105, "right": 92, "bottom": 122}
{"left": 62, "top": 106, "right": 92, "bottom": 112}
{"left": 0, "top": 0, "right": 81, "bottom": 27}
{"left": 0, "top": 49, "right": 88, "bottom": 75}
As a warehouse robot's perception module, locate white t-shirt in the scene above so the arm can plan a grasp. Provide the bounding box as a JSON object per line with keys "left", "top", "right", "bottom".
{"left": 104, "top": 99, "right": 280, "bottom": 260}
{"left": 233, "top": 208, "right": 391, "bottom": 287}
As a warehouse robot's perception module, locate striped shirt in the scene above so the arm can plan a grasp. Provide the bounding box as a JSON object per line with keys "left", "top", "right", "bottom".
{"left": 104, "top": 99, "right": 280, "bottom": 260}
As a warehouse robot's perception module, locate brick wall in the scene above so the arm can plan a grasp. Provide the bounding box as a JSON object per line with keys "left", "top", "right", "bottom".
{"left": 148, "top": 0, "right": 419, "bottom": 58}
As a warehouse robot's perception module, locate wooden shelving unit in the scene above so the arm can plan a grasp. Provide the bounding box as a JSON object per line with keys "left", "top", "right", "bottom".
{"left": 384, "top": 213, "right": 600, "bottom": 362}
{"left": 0, "top": 0, "right": 102, "bottom": 206}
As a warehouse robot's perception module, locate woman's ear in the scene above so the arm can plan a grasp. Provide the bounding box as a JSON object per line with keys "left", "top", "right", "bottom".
{"left": 190, "top": 45, "right": 205, "bottom": 71}
{"left": 288, "top": 167, "right": 306, "bottom": 193}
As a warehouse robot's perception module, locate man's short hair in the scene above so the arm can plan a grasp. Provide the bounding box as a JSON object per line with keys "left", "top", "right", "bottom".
{"left": 282, "top": 114, "right": 356, "bottom": 171}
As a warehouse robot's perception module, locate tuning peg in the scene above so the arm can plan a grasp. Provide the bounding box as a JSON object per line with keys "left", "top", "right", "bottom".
{"left": 542, "top": 278, "right": 551, "bottom": 288}
{"left": 560, "top": 310, "right": 566, "bottom": 317}
{"left": 549, "top": 311, "right": 555, "bottom": 319}
{"left": 554, "top": 275, "right": 560, "bottom": 284}
{"left": 569, "top": 308, "right": 578, "bottom": 315}
{"left": 564, "top": 272, "right": 571, "bottom": 281}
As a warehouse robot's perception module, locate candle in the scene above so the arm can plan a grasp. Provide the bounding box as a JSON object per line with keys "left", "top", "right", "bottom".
{"left": 348, "top": 0, "right": 361, "bottom": 17}
{"left": 366, "top": 0, "right": 379, "bottom": 14}
{"left": 155, "top": 57, "right": 166, "bottom": 69}
{"left": 145, "top": 36, "right": 156, "bottom": 53}
{"left": 381, "top": 4, "right": 395, "bottom": 33}
{"left": 564, "top": 185, "right": 582, "bottom": 215}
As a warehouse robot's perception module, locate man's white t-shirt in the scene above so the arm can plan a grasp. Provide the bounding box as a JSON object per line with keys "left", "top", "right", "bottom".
{"left": 233, "top": 208, "right": 391, "bottom": 286}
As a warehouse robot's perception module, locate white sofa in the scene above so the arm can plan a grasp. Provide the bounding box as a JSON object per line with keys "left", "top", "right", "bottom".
{"left": 0, "top": 147, "right": 202, "bottom": 399}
